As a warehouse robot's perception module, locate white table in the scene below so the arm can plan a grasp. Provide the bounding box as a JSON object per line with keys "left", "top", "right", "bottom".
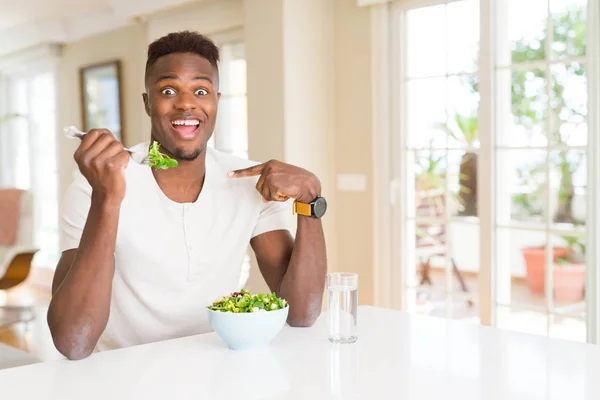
{"left": 1, "top": 306, "right": 599, "bottom": 399}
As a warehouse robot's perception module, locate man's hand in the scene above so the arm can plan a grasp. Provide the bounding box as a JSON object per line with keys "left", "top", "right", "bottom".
{"left": 228, "top": 160, "right": 321, "bottom": 203}
{"left": 73, "top": 129, "right": 130, "bottom": 202}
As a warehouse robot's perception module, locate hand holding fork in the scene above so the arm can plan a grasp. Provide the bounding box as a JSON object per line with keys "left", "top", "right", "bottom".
{"left": 65, "top": 127, "right": 135, "bottom": 202}
{"left": 64, "top": 126, "right": 149, "bottom": 165}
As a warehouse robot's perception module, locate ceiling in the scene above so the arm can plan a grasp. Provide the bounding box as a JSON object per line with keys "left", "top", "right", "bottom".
{"left": 0, "top": 0, "right": 107, "bottom": 31}
{"left": 0, "top": 0, "right": 201, "bottom": 56}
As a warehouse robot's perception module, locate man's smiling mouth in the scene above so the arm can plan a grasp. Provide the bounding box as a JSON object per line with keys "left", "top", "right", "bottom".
{"left": 171, "top": 119, "right": 200, "bottom": 139}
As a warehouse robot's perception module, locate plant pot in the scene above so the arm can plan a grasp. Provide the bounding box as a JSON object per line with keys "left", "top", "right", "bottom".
{"left": 522, "top": 247, "right": 585, "bottom": 302}
{"left": 553, "top": 262, "right": 586, "bottom": 302}
{"left": 522, "top": 247, "right": 568, "bottom": 293}
{"left": 521, "top": 247, "right": 585, "bottom": 302}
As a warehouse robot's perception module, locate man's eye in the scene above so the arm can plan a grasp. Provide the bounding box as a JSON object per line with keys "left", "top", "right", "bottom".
{"left": 195, "top": 89, "right": 208, "bottom": 96}
{"left": 161, "top": 88, "right": 176, "bottom": 96}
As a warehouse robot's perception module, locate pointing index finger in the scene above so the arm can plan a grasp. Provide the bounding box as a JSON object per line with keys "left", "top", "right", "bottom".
{"left": 228, "top": 163, "right": 266, "bottom": 178}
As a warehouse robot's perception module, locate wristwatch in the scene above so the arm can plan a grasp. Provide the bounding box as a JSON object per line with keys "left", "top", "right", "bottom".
{"left": 293, "top": 196, "right": 327, "bottom": 218}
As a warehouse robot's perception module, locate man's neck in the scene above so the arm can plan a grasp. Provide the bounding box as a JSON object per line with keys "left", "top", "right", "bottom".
{"left": 151, "top": 147, "right": 208, "bottom": 204}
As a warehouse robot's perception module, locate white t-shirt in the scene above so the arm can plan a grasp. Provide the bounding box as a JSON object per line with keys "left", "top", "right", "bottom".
{"left": 60, "top": 143, "right": 292, "bottom": 351}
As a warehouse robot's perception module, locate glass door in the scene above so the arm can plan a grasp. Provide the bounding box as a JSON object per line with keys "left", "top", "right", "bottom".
{"left": 397, "top": 0, "right": 482, "bottom": 322}
{"left": 393, "top": 0, "right": 594, "bottom": 342}
{"left": 494, "top": 0, "right": 589, "bottom": 342}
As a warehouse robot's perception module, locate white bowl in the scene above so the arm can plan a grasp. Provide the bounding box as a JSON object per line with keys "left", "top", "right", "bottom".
{"left": 207, "top": 306, "right": 289, "bottom": 350}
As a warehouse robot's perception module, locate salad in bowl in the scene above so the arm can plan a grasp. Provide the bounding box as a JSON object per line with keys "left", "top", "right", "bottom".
{"left": 207, "top": 289, "right": 288, "bottom": 313}
{"left": 206, "top": 289, "right": 289, "bottom": 350}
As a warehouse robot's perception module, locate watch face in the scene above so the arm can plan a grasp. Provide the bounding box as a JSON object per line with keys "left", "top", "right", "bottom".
{"left": 313, "top": 197, "right": 327, "bottom": 218}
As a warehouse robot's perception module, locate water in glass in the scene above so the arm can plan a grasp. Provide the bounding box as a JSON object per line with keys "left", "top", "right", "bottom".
{"left": 327, "top": 273, "right": 358, "bottom": 343}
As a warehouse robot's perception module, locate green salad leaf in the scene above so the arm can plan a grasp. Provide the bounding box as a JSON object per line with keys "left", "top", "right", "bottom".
{"left": 148, "top": 141, "right": 178, "bottom": 170}
{"left": 207, "top": 289, "right": 288, "bottom": 313}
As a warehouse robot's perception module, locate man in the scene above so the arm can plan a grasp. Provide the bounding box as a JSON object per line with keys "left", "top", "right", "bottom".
{"left": 48, "top": 31, "right": 327, "bottom": 360}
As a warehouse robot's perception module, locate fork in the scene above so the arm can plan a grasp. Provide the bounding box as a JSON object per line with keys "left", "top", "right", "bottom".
{"left": 63, "top": 126, "right": 150, "bottom": 165}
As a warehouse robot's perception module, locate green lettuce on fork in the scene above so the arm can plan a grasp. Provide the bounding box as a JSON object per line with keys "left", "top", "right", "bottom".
{"left": 148, "top": 141, "right": 178, "bottom": 170}
{"left": 207, "top": 289, "right": 288, "bottom": 313}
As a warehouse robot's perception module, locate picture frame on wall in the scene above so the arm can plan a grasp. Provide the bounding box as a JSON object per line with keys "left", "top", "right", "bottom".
{"left": 79, "top": 60, "right": 124, "bottom": 143}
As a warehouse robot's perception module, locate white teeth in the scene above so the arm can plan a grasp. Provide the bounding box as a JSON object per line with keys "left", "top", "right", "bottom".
{"left": 172, "top": 120, "right": 199, "bottom": 126}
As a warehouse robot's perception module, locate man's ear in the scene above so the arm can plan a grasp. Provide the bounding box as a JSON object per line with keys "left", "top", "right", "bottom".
{"left": 142, "top": 93, "right": 150, "bottom": 116}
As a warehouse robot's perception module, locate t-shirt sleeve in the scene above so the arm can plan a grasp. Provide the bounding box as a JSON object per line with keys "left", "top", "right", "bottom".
{"left": 252, "top": 198, "right": 293, "bottom": 238}
{"left": 60, "top": 171, "right": 92, "bottom": 252}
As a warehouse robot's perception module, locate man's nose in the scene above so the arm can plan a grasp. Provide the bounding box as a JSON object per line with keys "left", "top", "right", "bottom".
{"left": 175, "top": 92, "right": 197, "bottom": 111}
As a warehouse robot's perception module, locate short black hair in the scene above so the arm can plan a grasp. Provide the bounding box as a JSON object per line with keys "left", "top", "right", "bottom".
{"left": 145, "top": 31, "right": 220, "bottom": 83}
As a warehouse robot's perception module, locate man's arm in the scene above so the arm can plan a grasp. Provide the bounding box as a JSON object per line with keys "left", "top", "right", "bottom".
{"left": 48, "top": 130, "right": 129, "bottom": 360}
{"left": 48, "top": 197, "right": 122, "bottom": 360}
{"left": 250, "top": 216, "right": 326, "bottom": 327}
{"left": 231, "top": 160, "right": 327, "bottom": 327}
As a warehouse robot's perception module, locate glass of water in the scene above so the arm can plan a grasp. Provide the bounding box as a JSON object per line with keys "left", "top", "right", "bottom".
{"left": 327, "top": 272, "right": 358, "bottom": 343}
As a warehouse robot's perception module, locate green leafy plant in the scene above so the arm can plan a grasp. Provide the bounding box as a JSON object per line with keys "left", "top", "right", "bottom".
{"left": 207, "top": 289, "right": 288, "bottom": 313}
{"left": 556, "top": 234, "right": 586, "bottom": 265}
{"left": 511, "top": 163, "right": 546, "bottom": 219}
{"left": 510, "top": 7, "right": 587, "bottom": 224}
{"left": 440, "top": 114, "right": 479, "bottom": 148}
{"left": 147, "top": 141, "right": 178, "bottom": 170}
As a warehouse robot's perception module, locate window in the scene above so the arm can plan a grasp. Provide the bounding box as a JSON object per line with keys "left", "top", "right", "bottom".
{"left": 391, "top": 0, "right": 596, "bottom": 342}
{"left": 0, "top": 69, "right": 60, "bottom": 269}
{"left": 494, "top": 0, "right": 589, "bottom": 342}
{"left": 208, "top": 40, "right": 248, "bottom": 159}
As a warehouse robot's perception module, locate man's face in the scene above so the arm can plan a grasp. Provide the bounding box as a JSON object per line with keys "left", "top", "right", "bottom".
{"left": 143, "top": 52, "right": 220, "bottom": 161}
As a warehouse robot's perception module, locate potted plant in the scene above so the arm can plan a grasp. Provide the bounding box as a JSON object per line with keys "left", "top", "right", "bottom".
{"left": 553, "top": 235, "right": 586, "bottom": 302}
{"left": 521, "top": 235, "right": 585, "bottom": 302}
